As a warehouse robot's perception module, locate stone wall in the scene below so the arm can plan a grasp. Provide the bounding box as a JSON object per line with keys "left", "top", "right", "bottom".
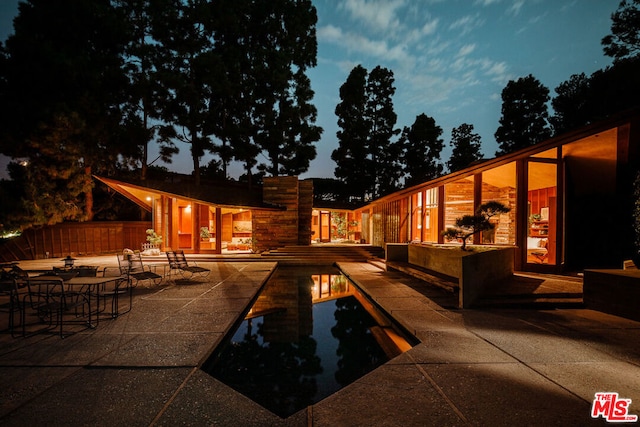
{"left": 253, "top": 176, "right": 313, "bottom": 252}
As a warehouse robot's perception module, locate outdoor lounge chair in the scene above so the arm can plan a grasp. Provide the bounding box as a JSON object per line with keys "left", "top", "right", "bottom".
{"left": 117, "top": 252, "right": 163, "bottom": 286}
{"left": 166, "top": 250, "right": 210, "bottom": 279}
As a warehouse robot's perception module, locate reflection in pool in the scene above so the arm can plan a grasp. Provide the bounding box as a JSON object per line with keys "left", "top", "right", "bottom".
{"left": 201, "top": 266, "right": 415, "bottom": 418}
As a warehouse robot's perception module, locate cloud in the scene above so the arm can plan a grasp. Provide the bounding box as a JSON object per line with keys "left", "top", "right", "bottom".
{"left": 339, "top": 0, "right": 406, "bottom": 33}
{"left": 508, "top": 0, "right": 525, "bottom": 16}
{"left": 318, "top": 3, "right": 512, "bottom": 122}
{"left": 421, "top": 18, "right": 439, "bottom": 36}
{"left": 474, "top": 0, "right": 502, "bottom": 5}
{"left": 317, "top": 24, "right": 414, "bottom": 66}
{"left": 457, "top": 44, "right": 476, "bottom": 57}
{"left": 448, "top": 14, "right": 484, "bottom": 36}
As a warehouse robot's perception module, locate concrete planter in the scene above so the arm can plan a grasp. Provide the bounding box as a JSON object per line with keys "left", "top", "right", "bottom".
{"left": 407, "top": 243, "right": 514, "bottom": 308}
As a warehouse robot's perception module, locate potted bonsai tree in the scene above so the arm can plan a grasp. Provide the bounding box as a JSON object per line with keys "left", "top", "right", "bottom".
{"left": 442, "top": 201, "right": 511, "bottom": 250}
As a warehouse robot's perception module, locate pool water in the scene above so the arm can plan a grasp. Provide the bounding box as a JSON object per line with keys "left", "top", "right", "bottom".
{"left": 201, "top": 266, "right": 415, "bottom": 418}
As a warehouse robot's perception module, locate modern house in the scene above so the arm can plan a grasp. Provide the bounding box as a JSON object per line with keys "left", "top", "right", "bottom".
{"left": 349, "top": 109, "right": 640, "bottom": 273}
{"left": 98, "top": 109, "right": 639, "bottom": 273}
{"left": 95, "top": 175, "right": 314, "bottom": 255}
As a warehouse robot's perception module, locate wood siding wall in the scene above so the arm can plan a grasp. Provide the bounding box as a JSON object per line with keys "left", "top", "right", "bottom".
{"left": 298, "top": 180, "right": 314, "bottom": 245}
{"left": 0, "top": 221, "right": 151, "bottom": 262}
{"left": 253, "top": 176, "right": 313, "bottom": 252}
{"left": 371, "top": 199, "right": 404, "bottom": 247}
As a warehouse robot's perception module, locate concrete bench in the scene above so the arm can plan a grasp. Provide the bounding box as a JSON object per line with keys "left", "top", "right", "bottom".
{"left": 583, "top": 269, "right": 640, "bottom": 321}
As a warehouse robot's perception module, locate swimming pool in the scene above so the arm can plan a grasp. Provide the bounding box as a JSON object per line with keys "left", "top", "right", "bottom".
{"left": 201, "top": 266, "right": 416, "bottom": 418}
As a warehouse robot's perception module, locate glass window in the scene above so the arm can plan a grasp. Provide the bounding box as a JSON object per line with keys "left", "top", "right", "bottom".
{"left": 422, "top": 188, "right": 438, "bottom": 243}
{"left": 481, "top": 162, "right": 516, "bottom": 245}
{"left": 222, "top": 208, "right": 252, "bottom": 252}
{"left": 410, "top": 188, "right": 438, "bottom": 243}
{"left": 410, "top": 192, "right": 422, "bottom": 242}
{"left": 445, "top": 177, "right": 474, "bottom": 229}
{"left": 527, "top": 162, "right": 557, "bottom": 265}
{"left": 198, "top": 205, "right": 217, "bottom": 251}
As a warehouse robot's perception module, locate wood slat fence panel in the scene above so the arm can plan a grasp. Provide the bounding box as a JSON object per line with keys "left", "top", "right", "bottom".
{"left": 0, "top": 221, "right": 151, "bottom": 262}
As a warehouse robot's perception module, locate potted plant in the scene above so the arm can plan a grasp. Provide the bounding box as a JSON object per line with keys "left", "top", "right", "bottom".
{"left": 200, "top": 227, "right": 211, "bottom": 241}
{"left": 144, "top": 229, "right": 162, "bottom": 255}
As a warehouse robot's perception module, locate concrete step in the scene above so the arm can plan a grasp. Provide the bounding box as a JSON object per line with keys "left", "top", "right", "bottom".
{"left": 474, "top": 295, "right": 584, "bottom": 309}
{"left": 386, "top": 261, "right": 458, "bottom": 293}
{"left": 261, "top": 245, "right": 385, "bottom": 264}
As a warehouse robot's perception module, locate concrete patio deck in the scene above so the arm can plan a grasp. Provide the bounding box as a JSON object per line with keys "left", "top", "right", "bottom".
{"left": 1, "top": 255, "right": 639, "bottom": 425}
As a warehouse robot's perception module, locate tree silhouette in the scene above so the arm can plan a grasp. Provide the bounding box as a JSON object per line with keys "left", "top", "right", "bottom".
{"left": 114, "top": 0, "right": 178, "bottom": 181}
{"left": 0, "top": 0, "right": 129, "bottom": 224}
{"left": 252, "top": 1, "right": 321, "bottom": 178}
{"left": 550, "top": 73, "right": 591, "bottom": 135}
{"left": 550, "top": 58, "right": 640, "bottom": 135}
{"left": 333, "top": 65, "right": 401, "bottom": 201}
{"left": 332, "top": 65, "right": 371, "bottom": 202}
{"left": 447, "top": 123, "right": 483, "bottom": 173}
{"left": 366, "top": 66, "right": 402, "bottom": 197}
{"left": 602, "top": 0, "right": 640, "bottom": 62}
{"left": 400, "top": 113, "right": 444, "bottom": 187}
{"left": 494, "top": 74, "right": 551, "bottom": 156}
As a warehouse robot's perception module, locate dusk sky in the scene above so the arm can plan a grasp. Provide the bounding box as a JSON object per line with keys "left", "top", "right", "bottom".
{"left": 0, "top": 0, "right": 619, "bottom": 180}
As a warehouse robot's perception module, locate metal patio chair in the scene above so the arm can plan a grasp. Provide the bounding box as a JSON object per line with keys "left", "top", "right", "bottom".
{"left": 166, "top": 250, "right": 210, "bottom": 279}
{"left": 117, "top": 252, "right": 163, "bottom": 287}
{"left": 0, "top": 278, "right": 24, "bottom": 337}
{"left": 21, "top": 277, "right": 92, "bottom": 338}
{"left": 99, "top": 266, "right": 133, "bottom": 318}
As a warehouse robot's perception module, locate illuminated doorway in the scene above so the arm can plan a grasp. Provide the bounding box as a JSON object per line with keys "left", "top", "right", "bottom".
{"left": 526, "top": 161, "right": 557, "bottom": 265}
{"left": 221, "top": 208, "right": 252, "bottom": 252}
{"left": 312, "top": 210, "right": 331, "bottom": 242}
{"left": 176, "top": 200, "right": 194, "bottom": 250}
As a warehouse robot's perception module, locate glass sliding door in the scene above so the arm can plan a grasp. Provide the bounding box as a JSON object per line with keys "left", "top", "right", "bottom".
{"left": 526, "top": 161, "right": 557, "bottom": 265}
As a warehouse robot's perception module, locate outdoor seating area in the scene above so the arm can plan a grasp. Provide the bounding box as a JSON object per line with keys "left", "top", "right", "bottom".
{"left": 1, "top": 261, "right": 130, "bottom": 338}
{"left": 0, "top": 250, "right": 206, "bottom": 339}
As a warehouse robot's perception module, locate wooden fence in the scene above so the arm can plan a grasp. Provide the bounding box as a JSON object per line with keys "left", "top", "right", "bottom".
{"left": 0, "top": 221, "right": 151, "bottom": 262}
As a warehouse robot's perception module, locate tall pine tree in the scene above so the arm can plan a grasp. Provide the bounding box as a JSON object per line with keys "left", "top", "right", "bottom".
{"left": 400, "top": 113, "right": 444, "bottom": 187}
{"left": 0, "top": 0, "right": 129, "bottom": 225}
{"left": 332, "top": 65, "right": 370, "bottom": 202}
{"left": 332, "top": 65, "right": 400, "bottom": 201}
{"left": 494, "top": 74, "right": 551, "bottom": 156}
{"left": 366, "top": 66, "right": 401, "bottom": 197}
{"left": 151, "top": 0, "right": 217, "bottom": 186}
{"left": 251, "top": 0, "right": 321, "bottom": 178}
{"left": 447, "top": 123, "right": 483, "bottom": 173}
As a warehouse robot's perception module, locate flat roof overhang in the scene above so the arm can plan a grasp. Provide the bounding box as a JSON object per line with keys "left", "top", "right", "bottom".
{"left": 94, "top": 176, "right": 284, "bottom": 212}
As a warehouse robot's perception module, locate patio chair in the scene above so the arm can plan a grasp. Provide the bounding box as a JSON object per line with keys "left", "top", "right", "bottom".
{"left": 21, "top": 277, "right": 92, "bottom": 338}
{"left": 0, "top": 278, "right": 24, "bottom": 337}
{"left": 117, "top": 252, "right": 163, "bottom": 287}
{"left": 99, "top": 266, "right": 133, "bottom": 318}
{"left": 166, "top": 250, "right": 210, "bottom": 279}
